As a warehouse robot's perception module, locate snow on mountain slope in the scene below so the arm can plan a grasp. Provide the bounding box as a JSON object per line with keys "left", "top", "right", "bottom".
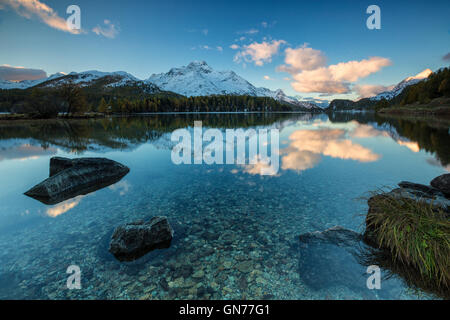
{"left": 146, "top": 61, "right": 261, "bottom": 96}
{"left": 0, "top": 72, "right": 67, "bottom": 89}
{"left": 371, "top": 69, "right": 432, "bottom": 101}
{"left": 0, "top": 70, "right": 152, "bottom": 91}
{"left": 146, "top": 61, "right": 321, "bottom": 109}
{"left": 39, "top": 70, "right": 141, "bottom": 88}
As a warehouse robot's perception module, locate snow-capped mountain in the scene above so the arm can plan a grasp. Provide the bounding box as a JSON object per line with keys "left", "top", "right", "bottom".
{"left": 0, "top": 61, "right": 322, "bottom": 110}
{"left": 147, "top": 61, "right": 265, "bottom": 96}
{"left": 146, "top": 61, "right": 320, "bottom": 109}
{"left": 39, "top": 70, "right": 141, "bottom": 88}
{"left": 370, "top": 69, "right": 432, "bottom": 101}
{"left": 0, "top": 72, "right": 66, "bottom": 90}
{"left": 0, "top": 70, "right": 159, "bottom": 91}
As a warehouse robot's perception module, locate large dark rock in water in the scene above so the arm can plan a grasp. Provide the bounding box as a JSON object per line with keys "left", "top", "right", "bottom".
{"left": 24, "top": 157, "right": 129, "bottom": 205}
{"left": 430, "top": 174, "right": 450, "bottom": 197}
{"left": 109, "top": 217, "right": 173, "bottom": 262}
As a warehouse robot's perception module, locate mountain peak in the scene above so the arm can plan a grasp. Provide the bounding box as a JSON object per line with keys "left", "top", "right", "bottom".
{"left": 187, "top": 60, "right": 209, "bottom": 67}
{"left": 186, "top": 61, "right": 213, "bottom": 73}
{"left": 405, "top": 68, "right": 432, "bottom": 82}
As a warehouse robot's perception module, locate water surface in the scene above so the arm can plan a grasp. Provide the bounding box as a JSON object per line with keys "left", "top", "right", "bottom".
{"left": 0, "top": 112, "right": 448, "bottom": 299}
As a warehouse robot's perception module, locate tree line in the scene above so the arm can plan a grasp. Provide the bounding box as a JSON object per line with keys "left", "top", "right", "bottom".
{"left": 375, "top": 67, "right": 450, "bottom": 109}
{"left": 0, "top": 82, "right": 292, "bottom": 117}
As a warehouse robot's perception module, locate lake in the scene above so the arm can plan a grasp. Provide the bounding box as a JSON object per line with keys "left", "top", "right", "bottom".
{"left": 0, "top": 112, "right": 448, "bottom": 300}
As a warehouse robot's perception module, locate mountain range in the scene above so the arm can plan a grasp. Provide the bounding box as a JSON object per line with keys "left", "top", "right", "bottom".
{"left": 0, "top": 61, "right": 321, "bottom": 111}
{"left": 327, "top": 68, "right": 434, "bottom": 111}
{"left": 0, "top": 62, "right": 436, "bottom": 112}
{"left": 370, "top": 69, "right": 433, "bottom": 101}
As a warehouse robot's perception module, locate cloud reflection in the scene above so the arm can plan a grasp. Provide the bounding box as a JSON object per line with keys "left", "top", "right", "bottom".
{"left": 0, "top": 143, "right": 57, "bottom": 162}
{"left": 281, "top": 128, "right": 380, "bottom": 172}
{"left": 46, "top": 196, "right": 83, "bottom": 218}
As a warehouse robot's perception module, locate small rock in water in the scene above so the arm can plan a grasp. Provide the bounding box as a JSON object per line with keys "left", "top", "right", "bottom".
{"left": 109, "top": 216, "right": 173, "bottom": 262}
{"left": 236, "top": 260, "right": 253, "bottom": 273}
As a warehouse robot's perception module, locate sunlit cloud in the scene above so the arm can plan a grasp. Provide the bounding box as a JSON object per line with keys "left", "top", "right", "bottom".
{"left": 277, "top": 44, "right": 327, "bottom": 74}
{"left": 92, "top": 19, "right": 119, "bottom": 39}
{"left": 46, "top": 196, "right": 83, "bottom": 217}
{"left": 0, "top": 0, "right": 81, "bottom": 34}
{"left": 354, "top": 84, "right": 395, "bottom": 99}
{"left": 234, "top": 40, "right": 286, "bottom": 66}
{"left": 289, "top": 57, "right": 391, "bottom": 94}
{"left": 0, "top": 65, "right": 47, "bottom": 81}
{"left": 277, "top": 44, "right": 391, "bottom": 94}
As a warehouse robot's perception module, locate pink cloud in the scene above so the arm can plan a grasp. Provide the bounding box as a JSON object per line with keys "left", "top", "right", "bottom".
{"left": 354, "top": 84, "right": 394, "bottom": 99}
{"left": 286, "top": 56, "right": 392, "bottom": 94}
{"left": 1, "top": 0, "right": 81, "bottom": 34}
{"left": 234, "top": 40, "right": 286, "bottom": 66}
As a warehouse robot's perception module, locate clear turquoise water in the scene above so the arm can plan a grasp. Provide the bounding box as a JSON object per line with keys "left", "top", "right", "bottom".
{"left": 0, "top": 113, "right": 448, "bottom": 300}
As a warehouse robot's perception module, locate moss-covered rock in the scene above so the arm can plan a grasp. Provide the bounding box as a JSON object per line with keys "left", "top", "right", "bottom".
{"left": 364, "top": 179, "right": 450, "bottom": 294}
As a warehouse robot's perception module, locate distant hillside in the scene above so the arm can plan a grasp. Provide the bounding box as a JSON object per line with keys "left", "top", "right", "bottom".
{"left": 326, "top": 98, "right": 377, "bottom": 112}
{"left": 326, "top": 67, "right": 450, "bottom": 113}
{"left": 377, "top": 67, "right": 450, "bottom": 113}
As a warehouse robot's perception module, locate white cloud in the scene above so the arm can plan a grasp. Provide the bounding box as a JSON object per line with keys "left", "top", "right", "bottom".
{"left": 0, "top": 65, "right": 47, "bottom": 81}
{"left": 193, "top": 45, "right": 223, "bottom": 52}
{"left": 1, "top": 0, "right": 81, "bottom": 34}
{"left": 281, "top": 51, "right": 392, "bottom": 94}
{"left": 92, "top": 19, "right": 119, "bottom": 39}
{"left": 234, "top": 40, "right": 286, "bottom": 66}
{"left": 230, "top": 44, "right": 239, "bottom": 50}
{"left": 354, "top": 84, "right": 394, "bottom": 99}
{"left": 263, "top": 75, "right": 272, "bottom": 80}
{"left": 237, "top": 28, "right": 259, "bottom": 35}
{"left": 277, "top": 45, "right": 327, "bottom": 73}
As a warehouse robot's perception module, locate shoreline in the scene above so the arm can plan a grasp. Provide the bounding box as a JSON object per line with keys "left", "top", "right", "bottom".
{"left": 0, "top": 110, "right": 321, "bottom": 122}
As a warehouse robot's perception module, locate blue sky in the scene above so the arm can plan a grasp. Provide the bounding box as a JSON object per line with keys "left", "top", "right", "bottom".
{"left": 0, "top": 0, "right": 449, "bottom": 101}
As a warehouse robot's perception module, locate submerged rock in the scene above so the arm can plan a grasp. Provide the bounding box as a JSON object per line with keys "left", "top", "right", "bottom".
{"left": 109, "top": 217, "right": 173, "bottom": 262}
{"left": 24, "top": 157, "right": 130, "bottom": 205}
{"left": 297, "top": 226, "right": 403, "bottom": 297}
{"left": 430, "top": 174, "right": 450, "bottom": 197}
{"left": 299, "top": 226, "right": 362, "bottom": 246}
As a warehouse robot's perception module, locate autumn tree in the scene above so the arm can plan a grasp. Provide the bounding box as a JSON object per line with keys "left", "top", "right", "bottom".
{"left": 60, "top": 81, "right": 88, "bottom": 115}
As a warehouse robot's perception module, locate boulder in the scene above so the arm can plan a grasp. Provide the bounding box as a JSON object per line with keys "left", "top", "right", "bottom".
{"left": 25, "top": 157, "right": 130, "bottom": 205}
{"left": 109, "top": 217, "right": 173, "bottom": 262}
{"left": 397, "top": 181, "right": 442, "bottom": 197}
{"left": 430, "top": 174, "right": 450, "bottom": 197}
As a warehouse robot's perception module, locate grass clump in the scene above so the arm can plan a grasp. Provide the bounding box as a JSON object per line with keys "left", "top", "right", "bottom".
{"left": 365, "top": 191, "right": 450, "bottom": 291}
